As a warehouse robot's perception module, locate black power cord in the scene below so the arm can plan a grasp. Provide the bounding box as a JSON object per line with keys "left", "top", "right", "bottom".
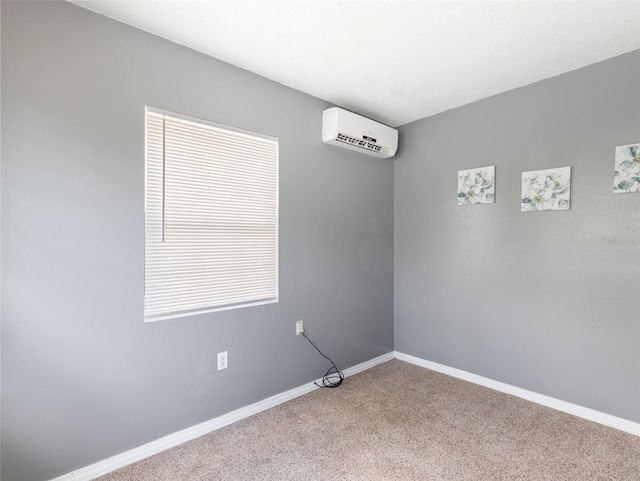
{"left": 301, "top": 332, "right": 344, "bottom": 388}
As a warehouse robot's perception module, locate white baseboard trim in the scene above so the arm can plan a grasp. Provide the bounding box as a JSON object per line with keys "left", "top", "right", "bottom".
{"left": 50, "top": 352, "right": 394, "bottom": 481}
{"left": 343, "top": 351, "right": 395, "bottom": 377}
{"left": 394, "top": 351, "right": 640, "bottom": 437}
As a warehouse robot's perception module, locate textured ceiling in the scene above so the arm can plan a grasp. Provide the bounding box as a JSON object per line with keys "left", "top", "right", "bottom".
{"left": 70, "top": 1, "right": 640, "bottom": 127}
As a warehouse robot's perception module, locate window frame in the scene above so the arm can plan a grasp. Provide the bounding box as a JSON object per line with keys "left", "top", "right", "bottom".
{"left": 144, "top": 106, "right": 279, "bottom": 322}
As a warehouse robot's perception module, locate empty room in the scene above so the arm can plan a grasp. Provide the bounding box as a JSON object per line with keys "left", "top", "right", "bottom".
{"left": 1, "top": 1, "right": 639, "bottom": 480}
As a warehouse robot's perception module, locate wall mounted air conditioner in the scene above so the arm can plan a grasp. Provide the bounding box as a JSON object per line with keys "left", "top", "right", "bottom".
{"left": 322, "top": 107, "right": 398, "bottom": 159}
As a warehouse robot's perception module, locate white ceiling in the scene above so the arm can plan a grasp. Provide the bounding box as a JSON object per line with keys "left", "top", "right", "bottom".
{"left": 71, "top": 1, "right": 640, "bottom": 127}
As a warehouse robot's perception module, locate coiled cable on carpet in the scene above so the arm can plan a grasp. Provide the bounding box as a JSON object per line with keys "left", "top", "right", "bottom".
{"left": 301, "top": 332, "right": 344, "bottom": 388}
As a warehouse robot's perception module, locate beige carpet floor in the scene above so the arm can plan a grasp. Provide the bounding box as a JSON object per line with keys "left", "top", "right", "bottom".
{"left": 97, "top": 360, "right": 639, "bottom": 480}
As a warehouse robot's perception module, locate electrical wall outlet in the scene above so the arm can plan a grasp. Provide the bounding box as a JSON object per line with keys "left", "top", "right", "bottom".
{"left": 296, "top": 320, "right": 304, "bottom": 336}
{"left": 217, "top": 351, "right": 228, "bottom": 370}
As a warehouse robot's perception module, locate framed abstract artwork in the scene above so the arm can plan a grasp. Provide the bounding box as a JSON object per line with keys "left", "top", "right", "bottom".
{"left": 613, "top": 143, "right": 640, "bottom": 194}
{"left": 458, "top": 166, "right": 495, "bottom": 205}
{"left": 521, "top": 166, "right": 571, "bottom": 212}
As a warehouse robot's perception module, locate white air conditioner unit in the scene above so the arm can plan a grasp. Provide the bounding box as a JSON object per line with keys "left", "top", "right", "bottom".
{"left": 322, "top": 107, "right": 398, "bottom": 159}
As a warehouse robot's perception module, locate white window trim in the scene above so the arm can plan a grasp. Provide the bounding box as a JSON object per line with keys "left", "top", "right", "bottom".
{"left": 144, "top": 107, "right": 279, "bottom": 322}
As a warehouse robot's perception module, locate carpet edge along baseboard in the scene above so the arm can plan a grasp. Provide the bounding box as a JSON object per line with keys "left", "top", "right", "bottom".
{"left": 49, "top": 352, "right": 395, "bottom": 481}
{"left": 50, "top": 351, "right": 638, "bottom": 481}
{"left": 395, "top": 351, "right": 640, "bottom": 437}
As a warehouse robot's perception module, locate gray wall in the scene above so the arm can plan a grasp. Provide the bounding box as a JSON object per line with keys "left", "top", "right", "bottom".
{"left": 0, "top": 2, "right": 394, "bottom": 480}
{"left": 395, "top": 50, "right": 640, "bottom": 423}
{"left": 3, "top": 1, "right": 638, "bottom": 480}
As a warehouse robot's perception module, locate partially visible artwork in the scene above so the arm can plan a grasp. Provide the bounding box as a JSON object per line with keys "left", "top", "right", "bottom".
{"left": 458, "top": 166, "right": 495, "bottom": 205}
{"left": 613, "top": 143, "right": 640, "bottom": 194}
{"left": 521, "top": 166, "right": 571, "bottom": 212}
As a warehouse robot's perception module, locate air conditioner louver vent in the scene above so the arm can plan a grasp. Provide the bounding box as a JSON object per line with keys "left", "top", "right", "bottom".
{"left": 322, "top": 108, "right": 398, "bottom": 158}
{"left": 336, "top": 133, "right": 383, "bottom": 153}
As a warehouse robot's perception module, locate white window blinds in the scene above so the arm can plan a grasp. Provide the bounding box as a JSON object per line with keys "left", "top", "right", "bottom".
{"left": 144, "top": 108, "right": 278, "bottom": 321}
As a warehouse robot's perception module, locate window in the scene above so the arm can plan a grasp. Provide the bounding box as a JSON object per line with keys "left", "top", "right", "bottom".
{"left": 144, "top": 108, "right": 278, "bottom": 321}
